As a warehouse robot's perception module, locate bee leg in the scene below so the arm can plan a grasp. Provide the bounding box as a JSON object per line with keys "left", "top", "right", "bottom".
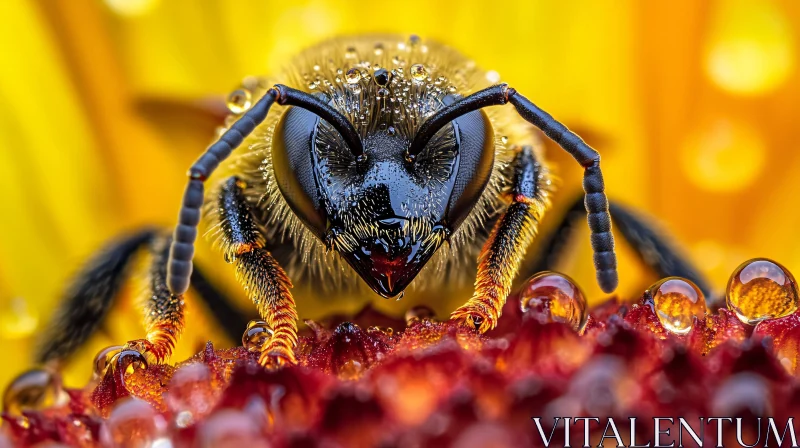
{"left": 126, "top": 231, "right": 259, "bottom": 364}
{"left": 123, "top": 234, "right": 187, "bottom": 363}
{"left": 35, "top": 229, "right": 159, "bottom": 365}
{"left": 451, "top": 146, "right": 551, "bottom": 332}
{"left": 527, "top": 196, "right": 713, "bottom": 297}
{"left": 126, "top": 239, "right": 252, "bottom": 362}
{"left": 119, "top": 231, "right": 191, "bottom": 363}
{"left": 212, "top": 176, "right": 297, "bottom": 367}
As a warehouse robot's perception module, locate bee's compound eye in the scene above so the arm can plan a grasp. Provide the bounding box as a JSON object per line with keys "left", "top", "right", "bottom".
{"left": 445, "top": 109, "right": 495, "bottom": 231}
{"left": 271, "top": 105, "right": 328, "bottom": 238}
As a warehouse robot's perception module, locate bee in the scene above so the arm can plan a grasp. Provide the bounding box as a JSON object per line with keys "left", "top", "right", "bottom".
{"left": 38, "top": 36, "right": 707, "bottom": 369}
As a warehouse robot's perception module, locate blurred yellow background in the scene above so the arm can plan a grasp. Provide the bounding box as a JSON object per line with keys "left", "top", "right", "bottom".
{"left": 1, "top": 0, "right": 799, "bottom": 390}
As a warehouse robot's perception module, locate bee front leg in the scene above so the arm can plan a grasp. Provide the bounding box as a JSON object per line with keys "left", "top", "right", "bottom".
{"left": 124, "top": 234, "right": 186, "bottom": 363}
{"left": 451, "top": 146, "right": 551, "bottom": 332}
{"left": 213, "top": 177, "right": 297, "bottom": 367}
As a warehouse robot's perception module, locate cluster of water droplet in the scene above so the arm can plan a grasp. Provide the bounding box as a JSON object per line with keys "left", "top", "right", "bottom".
{"left": 222, "top": 36, "right": 478, "bottom": 145}
{"left": 300, "top": 39, "right": 464, "bottom": 142}
{"left": 513, "top": 257, "right": 799, "bottom": 338}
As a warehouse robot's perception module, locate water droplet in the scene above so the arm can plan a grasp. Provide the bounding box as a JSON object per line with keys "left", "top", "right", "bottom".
{"left": 405, "top": 305, "right": 436, "bottom": 325}
{"left": 410, "top": 64, "right": 428, "bottom": 83}
{"left": 485, "top": 70, "right": 501, "bottom": 83}
{"left": 197, "top": 409, "right": 265, "bottom": 446}
{"left": 93, "top": 345, "right": 124, "bottom": 380}
{"left": 373, "top": 43, "right": 384, "bottom": 56}
{"left": 345, "top": 68, "right": 361, "bottom": 84}
{"left": 226, "top": 89, "right": 252, "bottom": 114}
{"left": 727, "top": 258, "right": 798, "bottom": 325}
{"left": 500, "top": 136, "right": 509, "bottom": 145}
{"left": 377, "top": 88, "right": 389, "bottom": 98}
{"left": 387, "top": 126, "right": 396, "bottom": 135}
{"left": 2, "top": 368, "right": 68, "bottom": 415}
{"left": 243, "top": 320, "right": 273, "bottom": 352}
{"left": 350, "top": 84, "right": 362, "bottom": 95}
{"left": 175, "top": 411, "right": 193, "bottom": 428}
{"left": 367, "top": 326, "right": 394, "bottom": 336}
{"left": 105, "top": 398, "right": 167, "bottom": 447}
{"left": 447, "top": 85, "right": 457, "bottom": 93}
{"left": 115, "top": 348, "right": 148, "bottom": 375}
{"left": 345, "top": 47, "right": 357, "bottom": 59}
{"left": 519, "top": 271, "right": 587, "bottom": 332}
{"left": 392, "top": 55, "right": 405, "bottom": 66}
{"left": 374, "top": 68, "right": 390, "bottom": 86}
{"left": 645, "top": 277, "right": 706, "bottom": 335}
{"left": 339, "top": 360, "right": 363, "bottom": 380}
{"left": 166, "top": 363, "right": 214, "bottom": 425}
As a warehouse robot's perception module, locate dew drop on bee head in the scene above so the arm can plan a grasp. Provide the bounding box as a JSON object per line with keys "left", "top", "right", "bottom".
{"left": 519, "top": 271, "right": 588, "bottom": 332}
{"left": 345, "top": 68, "right": 361, "bottom": 84}
{"left": 374, "top": 68, "right": 390, "bottom": 86}
{"left": 410, "top": 64, "right": 428, "bottom": 83}
{"left": 726, "top": 258, "right": 799, "bottom": 325}
{"left": 226, "top": 89, "right": 252, "bottom": 114}
{"left": 243, "top": 320, "right": 273, "bottom": 352}
{"left": 645, "top": 277, "right": 706, "bottom": 335}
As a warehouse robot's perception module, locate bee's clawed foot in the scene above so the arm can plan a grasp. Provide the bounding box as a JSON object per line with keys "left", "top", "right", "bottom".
{"left": 450, "top": 302, "right": 498, "bottom": 333}
{"left": 120, "top": 339, "right": 170, "bottom": 365}
{"left": 258, "top": 345, "right": 297, "bottom": 370}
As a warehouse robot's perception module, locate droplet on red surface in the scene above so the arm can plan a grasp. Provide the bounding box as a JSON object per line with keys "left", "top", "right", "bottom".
{"left": 518, "top": 271, "right": 588, "bottom": 332}
{"left": 727, "top": 258, "right": 799, "bottom": 325}
{"left": 102, "top": 398, "right": 167, "bottom": 448}
{"left": 242, "top": 320, "right": 273, "bottom": 353}
{"left": 165, "top": 363, "right": 216, "bottom": 427}
{"left": 644, "top": 277, "right": 707, "bottom": 335}
{"left": 92, "top": 345, "right": 124, "bottom": 381}
{"left": 2, "top": 369, "right": 68, "bottom": 416}
{"left": 196, "top": 409, "right": 269, "bottom": 448}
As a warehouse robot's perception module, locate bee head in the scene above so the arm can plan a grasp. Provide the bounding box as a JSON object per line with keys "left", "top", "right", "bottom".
{"left": 271, "top": 94, "right": 495, "bottom": 298}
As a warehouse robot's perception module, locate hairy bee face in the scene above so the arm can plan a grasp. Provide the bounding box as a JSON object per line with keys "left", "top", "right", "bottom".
{"left": 272, "top": 93, "right": 495, "bottom": 297}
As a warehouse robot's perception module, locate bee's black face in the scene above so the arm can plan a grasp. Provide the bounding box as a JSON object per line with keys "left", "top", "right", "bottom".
{"left": 272, "top": 98, "right": 495, "bottom": 297}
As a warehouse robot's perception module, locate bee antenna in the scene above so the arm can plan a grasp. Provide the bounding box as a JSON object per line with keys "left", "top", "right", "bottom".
{"left": 167, "top": 85, "right": 366, "bottom": 296}
{"left": 406, "top": 84, "right": 510, "bottom": 159}
{"left": 274, "top": 84, "right": 365, "bottom": 159}
{"left": 408, "top": 82, "right": 619, "bottom": 293}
